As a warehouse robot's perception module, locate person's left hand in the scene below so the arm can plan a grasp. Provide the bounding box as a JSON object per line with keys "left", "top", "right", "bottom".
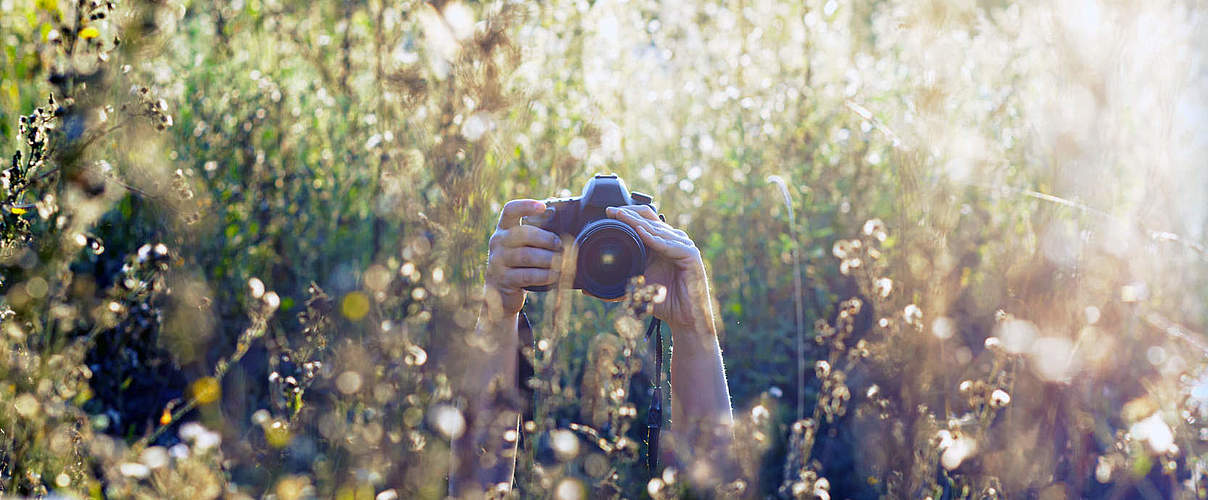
{"left": 605, "top": 205, "right": 713, "bottom": 334}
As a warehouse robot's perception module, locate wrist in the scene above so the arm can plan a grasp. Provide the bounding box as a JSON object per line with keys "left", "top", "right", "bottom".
{"left": 668, "top": 313, "right": 717, "bottom": 344}
{"left": 481, "top": 283, "right": 524, "bottom": 322}
{"left": 477, "top": 306, "right": 520, "bottom": 334}
{"left": 475, "top": 288, "right": 521, "bottom": 351}
{"left": 480, "top": 305, "right": 520, "bottom": 328}
{"left": 669, "top": 272, "right": 714, "bottom": 339}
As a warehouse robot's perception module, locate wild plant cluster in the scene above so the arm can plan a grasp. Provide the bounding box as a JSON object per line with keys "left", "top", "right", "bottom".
{"left": 2, "top": 0, "right": 1208, "bottom": 499}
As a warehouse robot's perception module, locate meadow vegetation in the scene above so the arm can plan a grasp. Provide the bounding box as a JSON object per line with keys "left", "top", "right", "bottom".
{"left": 2, "top": 0, "right": 1207, "bottom": 498}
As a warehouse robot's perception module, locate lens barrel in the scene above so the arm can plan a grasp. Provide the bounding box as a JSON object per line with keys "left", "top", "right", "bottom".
{"left": 574, "top": 219, "right": 646, "bottom": 299}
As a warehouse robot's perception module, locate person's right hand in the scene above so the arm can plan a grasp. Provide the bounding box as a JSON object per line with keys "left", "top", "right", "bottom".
{"left": 484, "top": 199, "right": 564, "bottom": 317}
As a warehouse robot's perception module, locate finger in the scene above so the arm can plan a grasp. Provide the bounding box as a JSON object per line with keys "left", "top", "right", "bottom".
{"left": 609, "top": 206, "right": 674, "bottom": 233}
{"left": 640, "top": 211, "right": 691, "bottom": 242}
{"left": 502, "top": 247, "right": 559, "bottom": 269}
{"left": 607, "top": 207, "right": 659, "bottom": 236}
{"left": 501, "top": 225, "right": 563, "bottom": 251}
{"left": 611, "top": 204, "right": 659, "bottom": 221}
{"left": 636, "top": 224, "right": 693, "bottom": 258}
{"left": 498, "top": 199, "right": 547, "bottom": 230}
{"left": 612, "top": 207, "right": 691, "bottom": 245}
{"left": 499, "top": 267, "right": 557, "bottom": 288}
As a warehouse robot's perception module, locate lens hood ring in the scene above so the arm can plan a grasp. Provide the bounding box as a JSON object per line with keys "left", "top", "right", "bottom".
{"left": 574, "top": 219, "right": 647, "bottom": 299}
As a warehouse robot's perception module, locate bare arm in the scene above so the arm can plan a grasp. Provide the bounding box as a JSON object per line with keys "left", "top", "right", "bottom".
{"left": 449, "top": 310, "right": 521, "bottom": 496}
{"left": 607, "top": 206, "right": 734, "bottom": 473}
{"left": 668, "top": 301, "right": 734, "bottom": 462}
{"left": 450, "top": 200, "right": 560, "bottom": 496}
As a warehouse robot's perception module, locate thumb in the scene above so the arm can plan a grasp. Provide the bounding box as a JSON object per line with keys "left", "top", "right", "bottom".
{"left": 498, "top": 199, "right": 548, "bottom": 229}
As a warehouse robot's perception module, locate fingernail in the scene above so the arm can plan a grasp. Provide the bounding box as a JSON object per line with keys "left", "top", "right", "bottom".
{"left": 606, "top": 207, "right": 617, "bottom": 216}
{"left": 554, "top": 236, "right": 562, "bottom": 247}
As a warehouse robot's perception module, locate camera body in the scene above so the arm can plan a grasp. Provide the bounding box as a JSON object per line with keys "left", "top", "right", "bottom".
{"left": 523, "top": 174, "right": 656, "bottom": 300}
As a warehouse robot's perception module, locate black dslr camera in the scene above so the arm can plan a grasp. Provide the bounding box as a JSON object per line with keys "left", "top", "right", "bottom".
{"left": 523, "top": 174, "right": 657, "bottom": 300}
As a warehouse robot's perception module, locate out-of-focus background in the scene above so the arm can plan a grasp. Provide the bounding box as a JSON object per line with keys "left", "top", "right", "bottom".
{"left": 2, "top": 0, "right": 1207, "bottom": 498}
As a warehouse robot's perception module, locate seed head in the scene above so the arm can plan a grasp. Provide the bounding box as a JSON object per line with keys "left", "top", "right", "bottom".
{"left": 875, "top": 277, "right": 893, "bottom": 298}
{"left": 990, "top": 389, "right": 1011, "bottom": 408}
{"left": 903, "top": 304, "right": 923, "bottom": 327}
{"left": 862, "top": 219, "right": 888, "bottom": 242}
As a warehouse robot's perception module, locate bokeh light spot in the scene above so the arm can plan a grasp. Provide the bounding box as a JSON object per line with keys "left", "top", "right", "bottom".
{"left": 341, "top": 292, "right": 371, "bottom": 321}
{"left": 191, "top": 377, "right": 221, "bottom": 404}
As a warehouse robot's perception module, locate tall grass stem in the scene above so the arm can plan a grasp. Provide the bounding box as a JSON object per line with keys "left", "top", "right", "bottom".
{"left": 767, "top": 175, "right": 806, "bottom": 422}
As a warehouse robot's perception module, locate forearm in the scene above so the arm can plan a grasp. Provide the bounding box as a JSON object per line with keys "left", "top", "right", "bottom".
{"left": 668, "top": 314, "right": 733, "bottom": 462}
{"left": 449, "top": 310, "right": 522, "bottom": 495}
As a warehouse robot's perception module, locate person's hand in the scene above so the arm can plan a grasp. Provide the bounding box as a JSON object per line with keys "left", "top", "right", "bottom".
{"left": 483, "top": 200, "right": 563, "bottom": 319}
{"left": 606, "top": 205, "right": 712, "bottom": 333}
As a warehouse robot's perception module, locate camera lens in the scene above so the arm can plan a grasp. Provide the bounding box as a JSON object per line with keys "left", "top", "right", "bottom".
{"left": 574, "top": 219, "right": 646, "bottom": 299}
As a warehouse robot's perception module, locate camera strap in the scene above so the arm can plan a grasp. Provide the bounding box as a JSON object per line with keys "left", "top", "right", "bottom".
{"left": 516, "top": 310, "right": 536, "bottom": 425}
{"left": 645, "top": 213, "right": 669, "bottom": 475}
{"left": 644, "top": 315, "right": 664, "bottom": 475}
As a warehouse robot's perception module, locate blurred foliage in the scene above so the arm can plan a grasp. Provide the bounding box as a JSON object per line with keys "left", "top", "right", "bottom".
{"left": 2, "top": 0, "right": 1208, "bottom": 498}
